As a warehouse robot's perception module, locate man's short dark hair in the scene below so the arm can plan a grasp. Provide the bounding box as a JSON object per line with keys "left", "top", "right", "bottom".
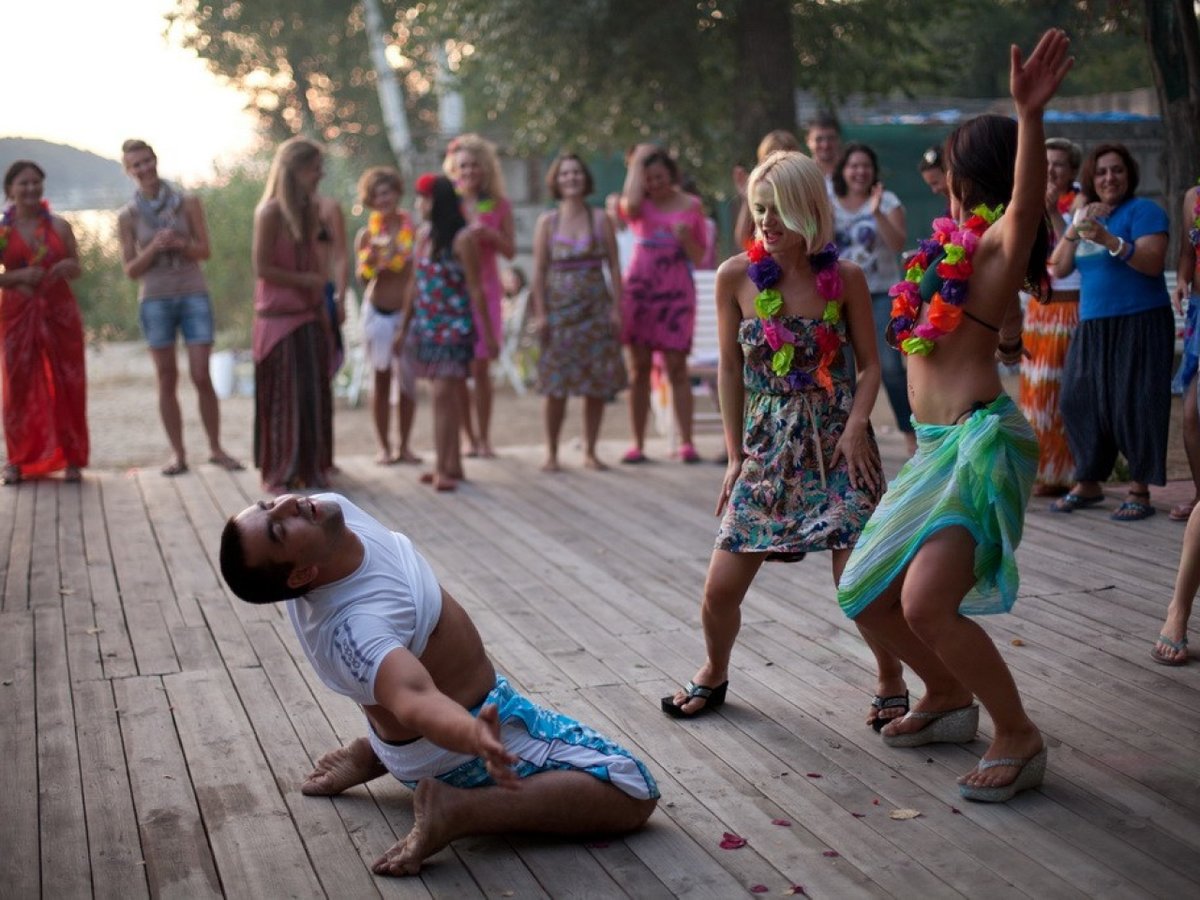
{"left": 806, "top": 111, "right": 842, "bottom": 135}
{"left": 219, "top": 518, "right": 308, "bottom": 604}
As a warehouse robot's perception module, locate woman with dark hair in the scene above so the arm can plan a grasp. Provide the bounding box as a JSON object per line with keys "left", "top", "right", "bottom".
{"left": 832, "top": 142, "right": 913, "bottom": 455}
{"left": 530, "top": 154, "right": 626, "bottom": 471}
{"left": 619, "top": 143, "right": 708, "bottom": 463}
{"left": 1019, "top": 137, "right": 1083, "bottom": 497}
{"left": 837, "top": 30, "right": 1072, "bottom": 802}
{"left": 0, "top": 160, "right": 88, "bottom": 484}
{"left": 917, "top": 145, "right": 949, "bottom": 200}
{"left": 1048, "top": 142, "right": 1171, "bottom": 520}
{"left": 251, "top": 136, "right": 333, "bottom": 494}
{"left": 404, "top": 174, "right": 495, "bottom": 491}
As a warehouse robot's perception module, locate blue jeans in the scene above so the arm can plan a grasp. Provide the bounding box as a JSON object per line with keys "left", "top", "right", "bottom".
{"left": 871, "top": 291, "right": 913, "bottom": 433}
{"left": 139, "top": 293, "right": 215, "bottom": 349}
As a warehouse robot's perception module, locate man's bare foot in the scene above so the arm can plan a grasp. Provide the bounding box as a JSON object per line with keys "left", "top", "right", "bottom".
{"left": 372, "top": 779, "right": 452, "bottom": 876}
{"left": 583, "top": 455, "right": 608, "bottom": 471}
{"left": 208, "top": 452, "right": 245, "bottom": 471}
{"left": 301, "top": 737, "right": 388, "bottom": 796}
{"left": 957, "top": 727, "right": 1043, "bottom": 790}
{"left": 394, "top": 448, "right": 422, "bottom": 464}
{"left": 881, "top": 689, "right": 974, "bottom": 739}
{"left": 541, "top": 458, "right": 561, "bottom": 473}
{"left": 375, "top": 449, "right": 394, "bottom": 466}
{"left": 478, "top": 443, "right": 497, "bottom": 459}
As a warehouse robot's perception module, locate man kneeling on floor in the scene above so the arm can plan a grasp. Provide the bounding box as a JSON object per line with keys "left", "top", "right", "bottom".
{"left": 219, "top": 493, "right": 658, "bottom": 876}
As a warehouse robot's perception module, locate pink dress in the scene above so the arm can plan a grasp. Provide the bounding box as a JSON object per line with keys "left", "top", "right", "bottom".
{"left": 621, "top": 196, "right": 706, "bottom": 352}
{"left": 469, "top": 196, "right": 511, "bottom": 359}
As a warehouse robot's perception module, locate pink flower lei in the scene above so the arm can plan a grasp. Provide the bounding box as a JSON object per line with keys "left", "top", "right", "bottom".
{"left": 746, "top": 239, "right": 843, "bottom": 394}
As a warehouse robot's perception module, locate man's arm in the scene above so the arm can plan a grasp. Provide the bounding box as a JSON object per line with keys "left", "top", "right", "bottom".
{"left": 372, "top": 647, "right": 518, "bottom": 786}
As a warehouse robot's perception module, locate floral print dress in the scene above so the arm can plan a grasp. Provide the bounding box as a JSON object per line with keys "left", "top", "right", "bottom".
{"left": 716, "top": 313, "right": 882, "bottom": 556}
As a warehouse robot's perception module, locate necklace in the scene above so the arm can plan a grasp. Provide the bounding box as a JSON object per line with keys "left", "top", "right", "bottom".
{"left": 358, "top": 211, "right": 414, "bottom": 280}
{"left": 887, "top": 204, "right": 1002, "bottom": 356}
{"left": 0, "top": 201, "right": 52, "bottom": 266}
{"left": 747, "top": 239, "right": 843, "bottom": 393}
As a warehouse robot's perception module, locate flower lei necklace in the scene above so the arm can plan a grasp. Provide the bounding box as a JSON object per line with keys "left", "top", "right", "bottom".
{"left": 747, "top": 239, "right": 843, "bottom": 393}
{"left": 1055, "top": 188, "right": 1078, "bottom": 216}
{"left": 357, "top": 210, "right": 414, "bottom": 281}
{"left": 0, "top": 200, "right": 52, "bottom": 265}
{"left": 888, "top": 203, "right": 1003, "bottom": 356}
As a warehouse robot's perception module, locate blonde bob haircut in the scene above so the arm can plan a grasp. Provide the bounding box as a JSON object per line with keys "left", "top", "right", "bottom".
{"left": 442, "top": 133, "right": 507, "bottom": 199}
{"left": 745, "top": 151, "right": 832, "bottom": 252}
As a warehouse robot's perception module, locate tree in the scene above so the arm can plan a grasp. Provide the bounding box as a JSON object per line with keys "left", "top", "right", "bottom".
{"left": 1143, "top": 0, "right": 1200, "bottom": 243}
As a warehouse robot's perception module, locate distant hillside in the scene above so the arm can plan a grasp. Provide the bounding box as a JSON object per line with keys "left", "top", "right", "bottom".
{"left": 0, "top": 138, "right": 129, "bottom": 211}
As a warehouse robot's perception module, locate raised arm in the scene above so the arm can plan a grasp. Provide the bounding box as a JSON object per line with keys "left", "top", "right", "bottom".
{"left": 372, "top": 647, "right": 518, "bottom": 787}
{"left": 620, "top": 144, "right": 655, "bottom": 221}
{"left": 999, "top": 29, "right": 1073, "bottom": 265}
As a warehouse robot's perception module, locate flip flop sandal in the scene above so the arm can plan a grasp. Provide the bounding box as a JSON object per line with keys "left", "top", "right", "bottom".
{"left": 1049, "top": 492, "right": 1104, "bottom": 513}
{"left": 1151, "top": 634, "right": 1188, "bottom": 666}
{"left": 620, "top": 448, "right": 648, "bottom": 464}
{"left": 660, "top": 680, "right": 728, "bottom": 718}
{"left": 869, "top": 691, "right": 910, "bottom": 733}
{"left": 1169, "top": 502, "right": 1196, "bottom": 522}
{"left": 1111, "top": 498, "right": 1155, "bottom": 521}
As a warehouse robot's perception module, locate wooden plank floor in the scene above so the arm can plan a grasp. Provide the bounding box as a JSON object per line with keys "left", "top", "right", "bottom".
{"left": 2, "top": 434, "right": 1199, "bottom": 899}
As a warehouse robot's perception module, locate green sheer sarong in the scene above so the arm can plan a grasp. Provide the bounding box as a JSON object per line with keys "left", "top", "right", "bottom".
{"left": 837, "top": 394, "right": 1037, "bottom": 619}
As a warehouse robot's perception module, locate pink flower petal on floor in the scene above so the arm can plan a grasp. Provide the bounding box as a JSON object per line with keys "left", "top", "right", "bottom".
{"left": 822, "top": 850, "right": 840, "bottom": 858}
{"left": 805, "top": 772, "right": 822, "bottom": 778}
{"left": 872, "top": 798, "right": 880, "bottom": 805}
{"left": 771, "top": 818, "right": 792, "bottom": 827}
{"left": 851, "top": 812, "right": 866, "bottom": 818}
{"left": 749, "top": 886, "right": 768, "bottom": 894}
{"left": 720, "top": 832, "right": 748, "bottom": 849}
{"left": 951, "top": 806, "right": 962, "bottom": 815}
{"left": 787, "top": 887, "right": 808, "bottom": 897}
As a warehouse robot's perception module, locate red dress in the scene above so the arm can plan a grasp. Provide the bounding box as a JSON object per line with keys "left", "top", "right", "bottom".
{"left": 0, "top": 203, "right": 88, "bottom": 477}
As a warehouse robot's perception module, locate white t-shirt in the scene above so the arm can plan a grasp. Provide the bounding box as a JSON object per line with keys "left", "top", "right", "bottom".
{"left": 832, "top": 191, "right": 903, "bottom": 294}
{"left": 287, "top": 494, "right": 443, "bottom": 707}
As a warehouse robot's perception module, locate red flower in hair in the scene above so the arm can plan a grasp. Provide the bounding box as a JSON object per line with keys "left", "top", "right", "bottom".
{"left": 415, "top": 173, "right": 438, "bottom": 196}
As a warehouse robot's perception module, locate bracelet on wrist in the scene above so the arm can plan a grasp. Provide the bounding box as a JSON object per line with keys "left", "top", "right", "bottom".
{"left": 1062, "top": 232, "right": 1080, "bottom": 243}
{"left": 997, "top": 337, "right": 1023, "bottom": 353}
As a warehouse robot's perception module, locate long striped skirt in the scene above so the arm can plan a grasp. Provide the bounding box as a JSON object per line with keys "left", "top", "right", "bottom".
{"left": 254, "top": 322, "right": 333, "bottom": 491}
{"left": 1018, "top": 299, "right": 1078, "bottom": 489}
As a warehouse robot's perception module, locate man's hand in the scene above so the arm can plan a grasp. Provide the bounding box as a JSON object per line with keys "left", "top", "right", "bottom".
{"left": 474, "top": 704, "right": 518, "bottom": 788}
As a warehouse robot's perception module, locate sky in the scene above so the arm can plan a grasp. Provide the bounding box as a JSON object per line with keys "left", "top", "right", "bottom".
{"left": 5, "top": 0, "right": 259, "bottom": 183}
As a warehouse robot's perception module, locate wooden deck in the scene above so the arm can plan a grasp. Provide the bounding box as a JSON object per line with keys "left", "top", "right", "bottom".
{"left": 2, "top": 435, "right": 1199, "bottom": 899}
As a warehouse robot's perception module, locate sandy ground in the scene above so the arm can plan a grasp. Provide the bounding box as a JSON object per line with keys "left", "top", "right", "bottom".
{"left": 6, "top": 341, "right": 1193, "bottom": 499}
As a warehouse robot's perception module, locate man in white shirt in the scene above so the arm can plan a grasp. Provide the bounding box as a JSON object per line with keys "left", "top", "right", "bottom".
{"left": 220, "top": 493, "right": 658, "bottom": 876}
{"left": 805, "top": 111, "right": 843, "bottom": 195}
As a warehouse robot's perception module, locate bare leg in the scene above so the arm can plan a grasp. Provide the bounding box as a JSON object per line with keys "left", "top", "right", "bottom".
{"left": 372, "top": 369, "right": 393, "bottom": 463}
{"left": 373, "top": 772, "right": 657, "bottom": 877}
{"left": 1183, "top": 378, "right": 1200, "bottom": 508}
{"left": 625, "top": 345, "right": 652, "bottom": 453}
{"left": 543, "top": 395, "right": 566, "bottom": 471}
{"left": 662, "top": 349, "right": 694, "bottom": 447}
{"left": 669, "top": 550, "right": 765, "bottom": 715}
{"left": 186, "top": 343, "right": 238, "bottom": 465}
{"left": 150, "top": 345, "right": 186, "bottom": 471}
{"left": 895, "top": 528, "right": 1042, "bottom": 789}
{"left": 472, "top": 358, "right": 495, "bottom": 456}
{"left": 302, "top": 736, "right": 388, "bottom": 796}
{"left": 829, "top": 549, "right": 908, "bottom": 727}
{"left": 397, "top": 388, "right": 420, "bottom": 462}
{"left": 583, "top": 395, "right": 607, "bottom": 469}
{"left": 1155, "top": 501, "right": 1200, "bottom": 663}
{"left": 458, "top": 378, "right": 479, "bottom": 457}
{"left": 432, "top": 378, "right": 462, "bottom": 487}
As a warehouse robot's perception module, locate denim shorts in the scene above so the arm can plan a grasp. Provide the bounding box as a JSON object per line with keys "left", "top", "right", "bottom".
{"left": 139, "top": 293, "right": 215, "bottom": 349}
